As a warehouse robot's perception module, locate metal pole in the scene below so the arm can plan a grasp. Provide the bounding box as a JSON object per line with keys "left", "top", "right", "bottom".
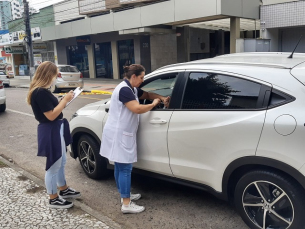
{"left": 23, "top": 0, "right": 34, "bottom": 81}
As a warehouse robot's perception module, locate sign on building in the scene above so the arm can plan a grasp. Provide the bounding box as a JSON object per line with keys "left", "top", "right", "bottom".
{"left": 33, "top": 43, "right": 47, "bottom": 52}
{"left": 76, "top": 36, "right": 91, "bottom": 45}
{"left": 4, "top": 46, "right": 24, "bottom": 54}
{"left": 34, "top": 54, "right": 42, "bottom": 66}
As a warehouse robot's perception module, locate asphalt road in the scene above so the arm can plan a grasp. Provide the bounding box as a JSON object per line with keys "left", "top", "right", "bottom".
{"left": 0, "top": 88, "right": 248, "bottom": 229}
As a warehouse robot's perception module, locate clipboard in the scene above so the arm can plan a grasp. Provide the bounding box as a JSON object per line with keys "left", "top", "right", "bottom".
{"left": 65, "top": 87, "right": 84, "bottom": 108}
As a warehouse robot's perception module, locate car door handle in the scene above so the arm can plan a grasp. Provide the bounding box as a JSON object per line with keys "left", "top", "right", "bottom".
{"left": 150, "top": 119, "right": 167, "bottom": 124}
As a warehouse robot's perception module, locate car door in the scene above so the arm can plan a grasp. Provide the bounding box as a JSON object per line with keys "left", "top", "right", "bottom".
{"left": 168, "top": 71, "right": 272, "bottom": 190}
{"left": 133, "top": 71, "right": 184, "bottom": 176}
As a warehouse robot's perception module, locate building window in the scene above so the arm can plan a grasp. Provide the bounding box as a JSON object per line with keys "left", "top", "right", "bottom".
{"left": 94, "top": 42, "right": 113, "bottom": 78}
{"left": 117, "top": 39, "right": 134, "bottom": 79}
{"left": 67, "top": 45, "right": 89, "bottom": 78}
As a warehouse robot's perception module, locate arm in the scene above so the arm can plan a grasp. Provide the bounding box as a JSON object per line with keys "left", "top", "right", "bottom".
{"left": 44, "top": 91, "right": 74, "bottom": 121}
{"left": 139, "top": 91, "right": 163, "bottom": 100}
{"left": 125, "top": 99, "right": 160, "bottom": 114}
{"left": 139, "top": 91, "right": 170, "bottom": 107}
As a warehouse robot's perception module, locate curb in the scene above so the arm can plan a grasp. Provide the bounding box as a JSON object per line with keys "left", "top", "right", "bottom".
{"left": 91, "top": 90, "right": 113, "bottom": 95}
{"left": 0, "top": 156, "right": 121, "bottom": 229}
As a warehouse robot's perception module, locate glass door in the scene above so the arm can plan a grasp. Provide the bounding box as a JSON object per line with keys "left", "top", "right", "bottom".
{"left": 94, "top": 42, "right": 113, "bottom": 78}
{"left": 118, "top": 39, "right": 135, "bottom": 79}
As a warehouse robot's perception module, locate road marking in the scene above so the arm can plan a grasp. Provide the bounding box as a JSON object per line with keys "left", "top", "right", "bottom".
{"left": 6, "top": 109, "right": 34, "bottom": 117}
{"left": 78, "top": 96, "right": 103, "bottom": 101}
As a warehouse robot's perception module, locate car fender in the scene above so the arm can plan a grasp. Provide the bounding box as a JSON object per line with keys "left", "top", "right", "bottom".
{"left": 222, "top": 156, "right": 305, "bottom": 201}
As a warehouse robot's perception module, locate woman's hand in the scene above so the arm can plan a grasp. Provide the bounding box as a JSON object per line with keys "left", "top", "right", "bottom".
{"left": 63, "top": 91, "right": 74, "bottom": 103}
{"left": 152, "top": 98, "right": 161, "bottom": 107}
{"left": 161, "top": 96, "right": 171, "bottom": 108}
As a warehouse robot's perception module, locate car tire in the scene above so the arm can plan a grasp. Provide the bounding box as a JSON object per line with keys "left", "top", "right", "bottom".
{"left": 234, "top": 170, "right": 305, "bottom": 229}
{"left": 0, "top": 103, "right": 6, "bottom": 112}
{"left": 77, "top": 135, "right": 108, "bottom": 180}
{"left": 50, "top": 85, "right": 59, "bottom": 93}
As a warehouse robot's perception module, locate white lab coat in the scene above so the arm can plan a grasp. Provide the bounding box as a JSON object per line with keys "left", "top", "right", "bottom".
{"left": 99, "top": 81, "right": 140, "bottom": 163}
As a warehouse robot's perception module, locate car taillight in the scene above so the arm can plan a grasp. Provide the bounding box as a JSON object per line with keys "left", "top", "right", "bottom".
{"left": 0, "top": 81, "right": 3, "bottom": 89}
{"left": 80, "top": 73, "right": 83, "bottom": 78}
{"left": 57, "top": 73, "right": 62, "bottom": 78}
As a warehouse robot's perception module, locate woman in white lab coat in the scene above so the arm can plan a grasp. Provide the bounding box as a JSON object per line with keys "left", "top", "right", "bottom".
{"left": 100, "top": 64, "right": 169, "bottom": 214}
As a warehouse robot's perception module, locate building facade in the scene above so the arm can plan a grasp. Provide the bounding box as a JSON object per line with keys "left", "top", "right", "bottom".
{"left": 2, "top": 6, "right": 55, "bottom": 75}
{"left": 40, "top": 0, "right": 260, "bottom": 79}
{"left": 261, "top": 0, "right": 305, "bottom": 53}
{"left": 0, "top": 0, "right": 12, "bottom": 30}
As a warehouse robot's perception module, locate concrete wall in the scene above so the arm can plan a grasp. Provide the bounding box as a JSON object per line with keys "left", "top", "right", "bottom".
{"left": 262, "top": 0, "right": 298, "bottom": 5}
{"left": 189, "top": 28, "right": 210, "bottom": 54}
{"left": 150, "top": 34, "right": 177, "bottom": 71}
{"left": 42, "top": 0, "right": 260, "bottom": 41}
{"left": 261, "top": 1, "right": 305, "bottom": 28}
{"left": 54, "top": 0, "right": 84, "bottom": 25}
{"left": 262, "top": 28, "right": 279, "bottom": 52}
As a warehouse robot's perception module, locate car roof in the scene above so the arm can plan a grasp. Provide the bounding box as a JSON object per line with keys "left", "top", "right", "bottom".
{"left": 157, "top": 53, "right": 305, "bottom": 71}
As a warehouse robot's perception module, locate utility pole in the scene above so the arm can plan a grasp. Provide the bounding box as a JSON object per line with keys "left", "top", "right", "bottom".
{"left": 23, "top": 0, "right": 34, "bottom": 81}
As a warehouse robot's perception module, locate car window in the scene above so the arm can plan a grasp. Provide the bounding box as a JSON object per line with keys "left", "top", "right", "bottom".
{"left": 141, "top": 74, "right": 177, "bottom": 97}
{"left": 182, "top": 72, "right": 262, "bottom": 110}
{"left": 58, "top": 66, "right": 79, "bottom": 72}
{"left": 0, "top": 71, "right": 5, "bottom": 75}
{"left": 268, "top": 89, "right": 294, "bottom": 108}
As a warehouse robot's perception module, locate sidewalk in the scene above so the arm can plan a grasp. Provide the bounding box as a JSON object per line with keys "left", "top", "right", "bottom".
{"left": 0, "top": 156, "right": 121, "bottom": 229}
{"left": 10, "top": 76, "right": 122, "bottom": 94}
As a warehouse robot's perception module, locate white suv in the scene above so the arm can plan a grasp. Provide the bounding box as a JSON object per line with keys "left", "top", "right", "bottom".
{"left": 0, "top": 80, "right": 6, "bottom": 112}
{"left": 69, "top": 53, "right": 305, "bottom": 229}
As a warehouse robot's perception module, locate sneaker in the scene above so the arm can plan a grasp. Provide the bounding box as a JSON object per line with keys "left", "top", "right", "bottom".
{"left": 59, "top": 187, "right": 81, "bottom": 199}
{"left": 121, "top": 201, "right": 145, "bottom": 214}
{"left": 49, "top": 196, "right": 73, "bottom": 209}
{"left": 121, "top": 193, "right": 141, "bottom": 204}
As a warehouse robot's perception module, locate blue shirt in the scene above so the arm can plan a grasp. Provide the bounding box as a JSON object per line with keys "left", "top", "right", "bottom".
{"left": 119, "top": 79, "right": 144, "bottom": 104}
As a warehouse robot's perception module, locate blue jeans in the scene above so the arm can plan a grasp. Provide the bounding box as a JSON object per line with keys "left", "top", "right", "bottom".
{"left": 45, "top": 124, "right": 67, "bottom": 194}
{"left": 114, "top": 162, "right": 132, "bottom": 198}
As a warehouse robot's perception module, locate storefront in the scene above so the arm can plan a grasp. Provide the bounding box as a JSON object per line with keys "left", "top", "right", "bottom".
{"left": 94, "top": 42, "right": 113, "bottom": 78}
{"left": 67, "top": 45, "right": 89, "bottom": 78}
{"left": 118, "top": 39, "right": 135, "bottom": 79}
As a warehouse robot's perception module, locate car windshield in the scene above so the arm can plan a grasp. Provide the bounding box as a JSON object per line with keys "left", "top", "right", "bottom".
{"left": 58, "top": 66, "right": 79, "bottom": 73}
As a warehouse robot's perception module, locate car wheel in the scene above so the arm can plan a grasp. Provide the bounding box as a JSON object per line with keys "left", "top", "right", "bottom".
{"left": 0, "top": 103, "right": 6, "bottom": 112}
{"left": 50, "top": 84, "right": 59, "bottom": 93}
{"left": 234, "top": 170, "right": 305, "bottom": 229}
{"left": 77, "top": 135, "right": 108, "bottom": 179}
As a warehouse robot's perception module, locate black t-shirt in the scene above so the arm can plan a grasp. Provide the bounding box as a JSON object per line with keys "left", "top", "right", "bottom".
{"left": 119, "top": 79, "right": 144, "bottom": 104}
{"left": 31, "top": 88, "right": 63, "bottom": 123}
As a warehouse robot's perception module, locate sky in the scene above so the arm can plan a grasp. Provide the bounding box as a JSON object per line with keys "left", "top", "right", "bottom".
{"left": 29, "top": 0, "right": 64, "bottom": 10}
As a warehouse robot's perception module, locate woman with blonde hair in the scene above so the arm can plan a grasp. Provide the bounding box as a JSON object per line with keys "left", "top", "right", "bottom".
{"left": 27, "top": 61, "right": 81, "bottom": 209}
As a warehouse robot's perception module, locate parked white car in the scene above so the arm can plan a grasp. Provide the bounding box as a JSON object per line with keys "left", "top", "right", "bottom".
{"left": 0, "top": 71, "right": 10, "bottom": 87}
{"left": 50, "top": 65, "right": 84, "bottom": 93}
{"left": 69, "top": 53, "right": 305, "bottom": 229}
{"left": 0, "top": 80, "right": 6, "bottom": 112}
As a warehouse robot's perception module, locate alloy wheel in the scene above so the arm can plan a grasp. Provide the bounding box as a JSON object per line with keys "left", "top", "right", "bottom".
{"left": 242, "top": 180, "right": 294, "bottom": 229}
{"left": 79, "top": 140, "right": 96, "bottom": 174}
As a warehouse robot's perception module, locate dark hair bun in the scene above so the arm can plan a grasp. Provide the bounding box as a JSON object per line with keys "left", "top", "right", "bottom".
{"left": 123, "top": 65, "right": 130, "bottom": 73}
